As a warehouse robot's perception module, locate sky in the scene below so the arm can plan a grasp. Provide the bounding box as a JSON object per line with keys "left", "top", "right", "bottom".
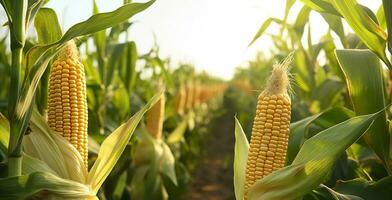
{"left": 8, "top": 0, "right": 383, "bottom": 80}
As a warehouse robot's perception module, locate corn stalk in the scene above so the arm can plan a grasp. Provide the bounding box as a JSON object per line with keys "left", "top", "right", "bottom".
{"left": 7, "top": 0, "right": 28, "bottom": 177}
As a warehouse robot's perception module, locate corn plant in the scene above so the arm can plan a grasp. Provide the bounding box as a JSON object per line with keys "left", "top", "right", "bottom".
{"left": 233, "top": 0, "right": 392, "bottom": 199}
{"left": 243, "top": 54, "right": 292, "bottom": 198}
{"left": 0, "top": 0, "right": 162, "bottom": 199}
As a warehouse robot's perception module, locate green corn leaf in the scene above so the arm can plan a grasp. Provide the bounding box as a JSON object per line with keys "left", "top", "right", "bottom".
{"left": 0, "top": 113, "right": 9, "bottom": 154}
{"left": 26, "top": 0, "right": 47, "bottom": 26}
{"left": 358, "top": 4, "right": 379, "bottom": 25}
{"left": 0, "top": 0, "right": 13, "bottom": 21}
{"left": 60, "top": 1, "right": 155, "bottom": 45}
{"left": 284, "top": 0, "right": 296, "bottom": 21}
{"left": 312, "top": 78, "right": 344, "bottom": 110}
{"left": 24, "top": 111, "right": 87, "bottom": 183}
{"left": 300, "top": 0, "right": 390, "bottom": 67}
{"left": 0, "top": 172, "right": 93, "bottom": 200}
{"left": 144, "top": 164, "right": 166, "bottom": 200}
{"left": 34, "top": 8, "right": 62, "bottom": 45}
{"left": 313, "top": 107, "right": 354, "bottom": 129}
{"left": 334, "top": 177, "right": 392, "bottom": 199}
{"left": 131, "top": 126, "right": 177, "bottom": 198}
{"left": 92, "top": 0, "right": 107, "bottom": 85}
{"left": 382, "top": 0, "right": 392, "bottom": 54}
{"left": 307, "top": 25, "right": 313, "bottom": 58}
{"left": 287, "top": 114, "right": 324, "bottom": 165}
{"left": 292, "top": 49, "right": 313, "bottom": 93}
{"left": 130, "top": 165, "right": 150, "bottom": 200}
{"left": 299, "top": 0, "right": 340, "bottom": 16}
{"left": 21, "top": 153, "right": 58, "bottom": 176}
{"left": 136, "top": 125, "right": 178, "bottom": 185}
{"left": 160, "top": 142, "right": 177, "bottom": 186}
{"left": 323, "top": 32, "right": 345, "bottom": 79}
{"left": 154, "top": 57, "right": 173, "bottom": 88}
{"left": 108, "top": 41, "right": 138, "bottom": 91}
{"left": 126, "top": 41, "right": 138, "bottom": 91}
{"left": 293, "top": 6, "right": 311, "bottom": 38}
{"left": 336, "top": 49, "right": 391, "bottom": 174}
{"left": 83, "top": 56, "right": 102, "bottom": 86}
{"left": 249, "top": 18, "right": 284, "bottom": 46}
{"left": 330, "top": 0, "right": 389, "bottom": 67}
{"left": 88, "top": 135, "right": 101, "bottom": 155}
{"left": 132, "top": 128, "right": 157, "bottom": 167}
{"left": 321, "top": 13, "right": 346, "bottom": 47}
{"left": 87, "top": 88, "right": 163, "bottom": 193}
{"left": 309, "top": 184, "right": 363, "bottom": 200}
{"left": 248, "top": 111, "right": 381, "bottom": 200}
{"left": 310, "top": 41, "right": 329, "bottom": 64}
{"left": 287, "top": 107, "right": 353, "bottom": 165}
{"left": 112, "top": 172, "right": 127, "bottom": 199}
{"left": 376, "top": 5, "right": 387, "bottom": 29}
{"left": 109, "top": 22, "right": 134, "bottom": 41}
{"left": 112, "top": 83, "right": 131, "bottom": 120}
{"left": 167, "top": 116, "right": 189, "bottom": 144}
{"left": 233, "top": 117, "right": 249, "bottom": 200}
{"left": 34, "top": 7, "right": 62, "bottom": 115}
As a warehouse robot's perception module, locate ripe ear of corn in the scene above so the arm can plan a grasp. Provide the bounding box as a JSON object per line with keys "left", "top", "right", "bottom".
{"left": 47, "top": 41, "right": 88, "bottom": 167}
{"left": 244, "top": 55, "right": 292, "bottom": 197}
{"left": 147, "top": 92, "right": 165, "bottom": 140}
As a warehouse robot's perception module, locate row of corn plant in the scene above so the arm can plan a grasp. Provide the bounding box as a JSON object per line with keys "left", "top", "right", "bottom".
{"left": 233, "top": 0, "right": 392, "bottom": 199}
{"left": 82, "top": 11, "right": 228, "bottom": 196}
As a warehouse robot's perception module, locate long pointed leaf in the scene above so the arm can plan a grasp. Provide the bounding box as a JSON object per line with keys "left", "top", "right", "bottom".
{"left": 331, "top": 0, "right": 389, "bottom": 67}
{"left": 24, "top": 111, "right": 87, "bottom": 183}
{"left": 336, "top": 49, "right": 390, "bottom": 173}
{"left": 233, "top": 117, "right": 249, "bottom": 200}
{"left": 0, "top": 172, "right": 92, "bottom": 200}
{"left": 87, "top": 88, "right": 163, "bottom": 193}
{"left": 249, "top": 18, "right": 283, "bottom": 46}
{"left": 383, "top": 0, "right": 392, "bottom": 54}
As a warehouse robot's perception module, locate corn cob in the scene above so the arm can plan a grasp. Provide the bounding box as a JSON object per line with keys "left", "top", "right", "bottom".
{"left": 174, "top": 86, "right": 186, "bottom": 115}
{"left": 146, "top": 93, "right": 165, "bottom": 140}
{"left": 244, "top": 55, "right": 292, "bottom": 197}
{"left": 47, "top": 41, "right": 88, "bottom": 167}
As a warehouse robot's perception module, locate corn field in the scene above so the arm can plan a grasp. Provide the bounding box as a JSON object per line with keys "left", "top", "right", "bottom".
{"left": 0, "top": 0, "right": 392, "bottom": 199}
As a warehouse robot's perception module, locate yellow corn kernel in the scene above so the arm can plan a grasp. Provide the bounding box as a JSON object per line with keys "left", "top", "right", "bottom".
{"left": 146, "top": 93, "right": 165, "bottom": 140}
{"left": 244, "top": 54, "right": 292, "bottom": 198}
{"left": 48, "top": 41, "right": 88, "bottom": 167}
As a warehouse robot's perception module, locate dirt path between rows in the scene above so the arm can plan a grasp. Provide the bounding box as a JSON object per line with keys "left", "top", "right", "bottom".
{"left": 182, "top": 112, "right": 236, "bottom": 200}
